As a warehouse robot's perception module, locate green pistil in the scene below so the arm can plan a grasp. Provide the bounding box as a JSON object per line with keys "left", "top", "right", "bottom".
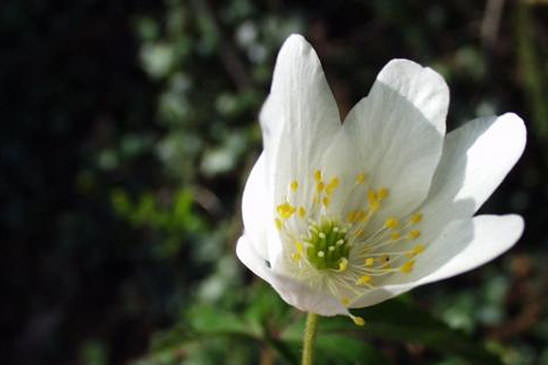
{"left": 305, "top": 221, "right": 350, "bottom": 270}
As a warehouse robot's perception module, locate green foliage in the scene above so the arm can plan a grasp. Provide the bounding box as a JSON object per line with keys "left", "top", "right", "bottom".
{"left": 111, "top": 187, "right": 204, "bottom": 258}
{"left": 136, "top": 287, "right": 502, "bottom": 364}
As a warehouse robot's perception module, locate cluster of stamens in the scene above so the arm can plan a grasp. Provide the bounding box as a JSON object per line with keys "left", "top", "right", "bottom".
{"left": 274, "top": 169, "right": 426, "bottom": 319}
{"left": 304, "top": 220, "right": 350, "bottom": 271}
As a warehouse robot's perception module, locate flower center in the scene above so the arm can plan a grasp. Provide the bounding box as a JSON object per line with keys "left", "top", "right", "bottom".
{"left": 274, "top": 169, "right": 426, "bottom": 307}
{"left": 304, "top": 220, "right": 349, "bottom": 271}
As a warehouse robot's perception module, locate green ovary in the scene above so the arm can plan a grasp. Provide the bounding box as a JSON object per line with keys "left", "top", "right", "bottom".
{"left": 305, "top": 220, "right": 350, "bottom": 270}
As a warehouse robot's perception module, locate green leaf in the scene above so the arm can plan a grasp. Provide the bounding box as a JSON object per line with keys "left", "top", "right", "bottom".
{"left": 315, "top": 334, "right": 388, "bottom": 364}
{"left": 353, "top": 299, "right": 501, "bottom": 363}
{"left": 282, "top": 298, "right": 501, "bottom": 364}
{"left": 277, "top": 331, "right": 387, "bottom": 365}
{"left": 188, "top": 305, "right": 259, "bottom": 339}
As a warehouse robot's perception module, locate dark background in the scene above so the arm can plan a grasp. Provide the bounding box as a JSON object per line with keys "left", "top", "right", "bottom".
{"left": 2, "top": 0, "right": 548, "bottom": 364}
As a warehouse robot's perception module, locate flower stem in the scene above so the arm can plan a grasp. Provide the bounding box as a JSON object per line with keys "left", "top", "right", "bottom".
{"left": 301, "top": 312, "right": 319, "bottom": 365}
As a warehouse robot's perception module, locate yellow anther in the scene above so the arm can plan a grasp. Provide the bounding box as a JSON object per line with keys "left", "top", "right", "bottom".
{"left": 336, "top": 258, "right": 348, "bottom": 272}
{"left": 356, "top": 210, "right": 367, "bottom": 222}
{"left": 325, "top": 177, "right": 340, "bottom": 195}
{"left": 390, "top": 232, "right": 401, "bottom": 240}
{"left": 351, "top": 315, "right": 365, "bottom": 326}
{"left": 290, "top": 180, "right": 299, "bottom": 191}
{"left": 356, "top": 275, "right": 372, "bottom": 285}
{"left": 291, "top": 252, "right": 301, "bottom": 261}
{"left": 276, "top": 203, "right": 296, "bottom": 219}
{"left": 298, "top": 206, "right": 306, "bottom": 218}
{"left": 346, "top": 211, "right": 357, "bottom": 223}
{"left": 369, "top": 200, "right": 380, "bottom": 212}
{"left": 367, "top": 189, "right": 378, "bottom": 204}
{"left": 384, "top": 217, "right": 399, "bottom": 229}
{"left": 341, "top": 297, "right": 351, "bottom": 306}
{"left": 296, "top": 241, "right": 304, "bottom": 254}
{"left": 364, "top": 257, "right": 375, "bottom": 267}
{"left": 378, "top": 188, "right": 389, "bottom": 200}
{"left": 275, "top": 218, "right": 283, "bottom": 230}
{"left": 347, "top": 210, "right": 366, "bottom": 223}
{"left": 378, "top": 255, "right": 390, "bottom": 264}
{"left": 356, "top": 173, "right": 367, "bottom": 184}
{"left": 316, "top": 182, "right": 324, "bottom": 192}
{"left": 410, "top": 213, "right": 423, "bottom": 224}
{"left": 357, "top": 229, "right": 365, "bottom": 237}
{"left": 322, "top": 197, "right": 330, "bottom": 207}
{"left": 406, "top": 244, "right": 425, "bottom": 258}
{"left": 400, "top": 260, "right": 415, "bottom": 273}
{"left": 408, "top": 230, "right": 421, "bottom": 240}
{"left": 314, "top": 170, "right": 322, "bottom": 182}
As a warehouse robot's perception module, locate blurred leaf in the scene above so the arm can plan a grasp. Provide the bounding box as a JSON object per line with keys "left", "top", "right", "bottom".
{"left": 353, "top": 300, "right": 501, "bottom": 363}
{"left": 188, "top": 305, "right": 260, "bottom": 339}
{"left": 516, "top": 2, "right": 548, "bottom": 140}
{"left": 316, "top": 334, "right": 388, "bottom": 364}
{"left": 282, "top": 299, "right": 502, "bottom": 364}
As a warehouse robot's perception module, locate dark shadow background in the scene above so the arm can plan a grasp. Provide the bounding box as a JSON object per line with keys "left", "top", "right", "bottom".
{"left": 2, "top": 0, "right": 547, "bottom": 364}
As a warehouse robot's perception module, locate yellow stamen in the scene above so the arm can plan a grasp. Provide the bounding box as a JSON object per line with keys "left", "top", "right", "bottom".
{"left": 322, "top": 197, "right": 330, "bottom": 207}
{"left": 356, "top": 275, "right": 372, "bottom": 285}
{"left": 367, "top": 189, "right": 378, "bottom": 205}
{"left": 298, "top": 206, "right": 306, "bottom": 218}
{"left": 410, "top": 213, "right": 423, "bottom": 224}
{"left": 390, "top": 232, "right": 401, "bottom": 240}
{"left": 325, "top": 177, "right": 340, "bottom": 195}
{"left": 275, "top": 218, "right": 283, "bottom": 230}
{"left": 314, "top": 170, "right": 322, "bottom": 182}
{"left": 378, "top": 255, "right": 390, "bottom": 264}
{"left": 385, "top": 217, "right": 399, "bottom": 229}
{"left": 277, "top": 203, "right": 296, "bottom": 219}
{"left": 290, "top": 180, "right": 299, "bottom": 191}
{"left": 400, "top": 260, "right": 415, "bottom": 273}
{"left": 341, "top": 297, "right": 351, "bottom": 306}
{"left": 351, "top": 315, "right": 365, "bottom": 326}
{"left": 364, "top": 257, "right": 375, "bottom": 267}
{"left": 316, "top": 182, "right": 324, "bottom": 192}
{"left": 356, "top": 173, "right": 366, "bottom": 184}
{"left": 337, "top": 258, "right": 348, "bottom": 272}
{"left": 347, "top": 211, "right": 357, "bottom": 223}
{"left": 406, "top": 244, "right": 425, "bottom": 258}
{"left": 378, "top": 188, "right": 389, "bottom": 200}
{"left": 408, "top": 230, "right": 421, "bottom": 240}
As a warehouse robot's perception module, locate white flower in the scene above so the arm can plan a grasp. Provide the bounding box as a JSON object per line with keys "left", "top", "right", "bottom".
{"left": 236, "top": 34, "right": 526, "bottom": 325}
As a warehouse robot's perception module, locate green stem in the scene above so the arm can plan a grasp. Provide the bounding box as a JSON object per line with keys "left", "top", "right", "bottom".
{"left": 301, "top": 312, "right": 319, "bottom": 365}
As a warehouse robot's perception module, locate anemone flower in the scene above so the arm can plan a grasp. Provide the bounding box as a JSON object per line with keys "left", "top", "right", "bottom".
{"left": 236, "top": 34, "right": 525, "bottom": 328}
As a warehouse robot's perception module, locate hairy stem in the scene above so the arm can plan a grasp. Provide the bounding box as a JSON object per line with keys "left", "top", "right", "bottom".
{"left": 302, "top": 312, "right": 319, "bottom": 365}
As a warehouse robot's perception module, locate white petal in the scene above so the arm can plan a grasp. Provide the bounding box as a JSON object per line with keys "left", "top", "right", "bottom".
{"left": 420, "top": 113, "right": 526, "bottom": 242}
{"left": 260, "top": 34, "right": 341, "bottom": 210}
{"left": 236, "top": 235, "right": 350, "bottom": 316}
{"left": 411, "top": 214, "right": 523, "bottom": 283}
{"left": 343, "top": 59, "right": 448, "bottom": 218}
{"left": 241, "top": 153, "right": 270, "bottom": 259}
{"left": 350, "top": 214, "right": 523, "bottom": 308}
{"left": 236, "top": 234, "right": 274, "bottom": 283}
